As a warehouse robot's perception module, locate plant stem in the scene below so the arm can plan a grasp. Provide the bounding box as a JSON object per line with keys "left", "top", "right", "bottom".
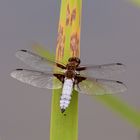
{"left": 50, "top": 0, "right": 82, "bottom": 140}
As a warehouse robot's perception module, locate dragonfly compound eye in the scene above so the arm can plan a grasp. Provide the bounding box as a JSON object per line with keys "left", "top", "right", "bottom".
{"left": 75, "top": 57, "right": 80, "bottom": 64}
{"left": 68, "top": 57, "right": 80, "bottom": 64}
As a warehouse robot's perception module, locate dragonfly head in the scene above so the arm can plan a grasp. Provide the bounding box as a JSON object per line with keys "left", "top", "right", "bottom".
{"left": 68, "top": 57, "right": 81, "bottom": 66}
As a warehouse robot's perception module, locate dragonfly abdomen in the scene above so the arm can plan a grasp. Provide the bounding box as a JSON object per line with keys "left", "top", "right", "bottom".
{"left": 60, "top": 78, "right": 73, "bottom": 113}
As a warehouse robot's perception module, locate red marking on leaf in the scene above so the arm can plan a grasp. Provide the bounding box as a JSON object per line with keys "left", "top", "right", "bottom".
{"left": 66, "top": 4, "right": 70, "bottom": 26}
{"left": 66, "top": 4, "right": 77, "bottom": 26}
{"left": 56, "top": 25, "right": 65, "bottom": 60}
{"left": 70, "top": 33, "right": 79, "bottom": 57}
{"left": 70, "top": 8, "right": 76, "bottom": 25}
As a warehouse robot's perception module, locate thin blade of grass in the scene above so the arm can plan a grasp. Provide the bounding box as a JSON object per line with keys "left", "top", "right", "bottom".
{"left": 96, "top": 95, "right": 140, "bottom": 128}
{"left": 129, "top": 0, "right": 140, "bottom": 6}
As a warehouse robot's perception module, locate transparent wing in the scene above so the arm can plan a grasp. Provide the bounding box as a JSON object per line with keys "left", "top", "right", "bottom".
{"left": 15, "top": 50, "right": 66, "bottom": 72}
{"left": 10, "top": 69, "right": 62, "bottom": 89}
{"left": 76, "top": 63, "right": 125, "bottom": 78}
{"left": 75, "top": 77, "right": 127, "bottom": 95}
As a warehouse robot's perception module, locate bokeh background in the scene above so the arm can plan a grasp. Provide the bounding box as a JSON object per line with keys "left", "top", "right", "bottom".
{"left": 0, "top": 0, "right": 140, "bottom": 139}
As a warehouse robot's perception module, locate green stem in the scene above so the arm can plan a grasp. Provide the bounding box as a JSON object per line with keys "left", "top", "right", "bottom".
{"left": 50, "top": 1, "right": 82, "bottom": 140}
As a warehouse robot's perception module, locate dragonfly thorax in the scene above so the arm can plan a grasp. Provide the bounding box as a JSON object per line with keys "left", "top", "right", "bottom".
{"left": 65, "top": 70, "right": 76, "bottom": 79}
{"left": 66, "top": 62, "right": 77, "bottom": 70}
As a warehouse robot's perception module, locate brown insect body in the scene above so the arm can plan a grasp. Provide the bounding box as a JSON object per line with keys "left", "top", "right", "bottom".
{"left": 55, "top": 57, "right": 82, "bottom": 113}
{"left": 54, "top": 57, "right": 82, "bottom": 84}
{"left": 65, "top": 57, "right": 80, "bottom": 79}
{"left": 65, "top": 63, "right": 76, "bottom": 79}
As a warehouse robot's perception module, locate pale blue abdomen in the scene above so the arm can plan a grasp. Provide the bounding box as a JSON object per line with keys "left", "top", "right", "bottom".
{"left": 60, "top": 78, "right": 73, "bottom": 113}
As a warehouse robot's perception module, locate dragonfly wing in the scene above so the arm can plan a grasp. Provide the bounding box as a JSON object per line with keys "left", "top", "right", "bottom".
{"left": 75, "top": 77, "right": 127, "bottom": 95}
{"left": 11, "top": 69, "right": 62, "bottom": 89}
{"left": 76, "top": 63, "right": 125, "bottom": 78}
{"left": 15, "top": 50, "right": 66, "bottom": 72}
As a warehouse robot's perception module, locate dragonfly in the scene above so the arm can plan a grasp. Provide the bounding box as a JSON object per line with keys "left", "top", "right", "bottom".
{"left": 11, "top": 50, "right": 127, "bottom": 113}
